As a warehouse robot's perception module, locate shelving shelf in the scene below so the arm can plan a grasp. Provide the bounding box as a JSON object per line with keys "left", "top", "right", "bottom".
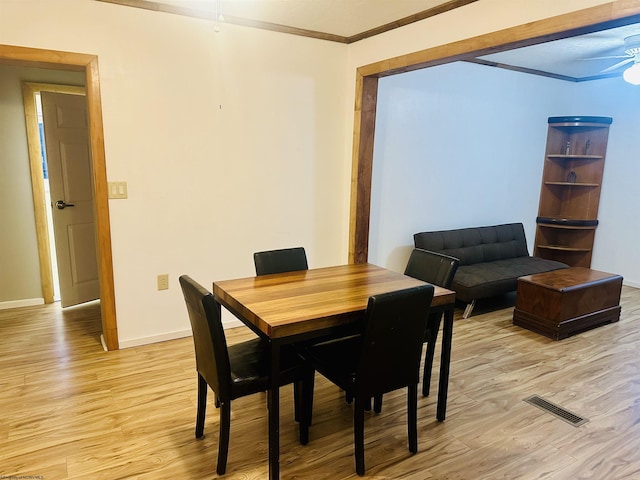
{"left": 547, "top": 154, "right": 604, "bottom": 160}
{"left": 538, "top": 224, "right": 597, "bottom": 231}
{"left": 544, "top": 182, "right": 599, "bottom": 187}
{"left": 533, "top": 116, "right": 612, "bottom": 268}
{"left": 536, "top": 245, "right": 592, "bottom": 252}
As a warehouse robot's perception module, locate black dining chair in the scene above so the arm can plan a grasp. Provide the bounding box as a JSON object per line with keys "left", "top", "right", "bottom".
{"left": 306, "top": 284, "right": 435, "bottom": 476}
{"left": 364, "top": 248, "right": 459, "bottom": 413}
{"left": 179, "top": 275, "right": 313, "bottom": 475}
{"left": 253, "top": 246, "right": 308, "bottom": 276}
{"left": 254, "top": 246, "right": 360, "bottom": 406}
{"left": 254, "top": 245, "right": 332, "bottom": 372}
{"left": 404, "top": 248, "right": 459, "bottom": 396}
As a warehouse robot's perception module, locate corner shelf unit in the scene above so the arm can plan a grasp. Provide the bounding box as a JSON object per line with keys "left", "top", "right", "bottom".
{"left": 534, "top": 116, "right": 612, "bottom": 268}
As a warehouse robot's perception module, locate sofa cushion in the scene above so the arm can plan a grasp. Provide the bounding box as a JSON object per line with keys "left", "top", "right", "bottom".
{"left": 452, "top": 257, "right": 569, "bottom": 303}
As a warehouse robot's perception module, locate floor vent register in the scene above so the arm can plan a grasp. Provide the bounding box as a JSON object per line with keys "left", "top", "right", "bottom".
{"left": 523, "top": 395, "right": 589, "bottom": 427}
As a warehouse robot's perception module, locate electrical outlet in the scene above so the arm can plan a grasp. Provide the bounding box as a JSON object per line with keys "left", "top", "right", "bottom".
{"left": 157, "top": 274, "right": 169, "bottom": 290}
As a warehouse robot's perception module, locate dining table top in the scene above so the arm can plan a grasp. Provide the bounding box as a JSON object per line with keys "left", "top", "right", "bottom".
{"left": 213, "top": 263, "right": 456, "bottom": 339}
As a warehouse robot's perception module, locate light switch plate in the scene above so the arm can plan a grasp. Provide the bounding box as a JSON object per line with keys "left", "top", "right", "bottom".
{"left": 108, "top": 181, "right": 128, "bottom": 199}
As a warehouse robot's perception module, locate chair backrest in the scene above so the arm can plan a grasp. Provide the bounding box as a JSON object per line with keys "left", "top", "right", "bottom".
{"left": 254, "top": 247, "right": 308, "bottom": 276}
{"left": 404, "top": 248, "right": 460, "bottom": 288}
{"left": 355, "top": 284, "right": 435, "bottom": 397}
{"left": 179, "top": 275, "right": 232, "bottom": 401}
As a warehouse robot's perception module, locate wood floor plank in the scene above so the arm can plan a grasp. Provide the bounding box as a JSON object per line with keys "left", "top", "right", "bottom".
{"left": 1, "top": 286, "right": 640, "bottom": 478}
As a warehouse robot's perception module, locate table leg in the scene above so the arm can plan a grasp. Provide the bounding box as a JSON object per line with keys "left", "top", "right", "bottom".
{"left": 268, "top": 340, "right": 281, "bottom": 480}
{"left": 436, "top": 305, "right": 454, "bottom": 421}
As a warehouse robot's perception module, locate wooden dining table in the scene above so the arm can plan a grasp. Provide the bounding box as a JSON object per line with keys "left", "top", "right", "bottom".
{"left": 212, "top": 262, "right": 456, "bottom": 480}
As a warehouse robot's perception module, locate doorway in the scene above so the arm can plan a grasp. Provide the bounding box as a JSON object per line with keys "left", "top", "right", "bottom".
{"left": 348, "top": 5, "right": 640, "bottom": 264}
{"left": 23, "top": 82, "right": 89, "bottom": 306}
{"left": 0, "top": 44, "right": 118, "bottom": 350}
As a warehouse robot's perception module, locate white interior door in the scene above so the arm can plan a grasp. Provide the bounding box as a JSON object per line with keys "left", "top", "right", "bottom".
{"left": 41, "top": 91, "right": 100, "bottom": 308}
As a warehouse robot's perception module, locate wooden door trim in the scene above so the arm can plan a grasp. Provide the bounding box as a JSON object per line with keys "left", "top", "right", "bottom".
{"left": 349, "top": 1, "right": 640, "bottom": 264}
{"left": 2, "top": 45, "right": 119, "bottom": 350}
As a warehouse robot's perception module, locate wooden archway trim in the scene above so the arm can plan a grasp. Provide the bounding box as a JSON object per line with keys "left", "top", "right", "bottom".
{"left": 349, "top": 1, "right": 640, "bottom": 264}
{"left": 0, "top": 44, "right": 119, "bottom": 350}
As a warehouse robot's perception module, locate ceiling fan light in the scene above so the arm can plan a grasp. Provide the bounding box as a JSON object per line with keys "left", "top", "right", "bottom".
{"left": 623, "top": 63, "right": 640, "bottom": 85}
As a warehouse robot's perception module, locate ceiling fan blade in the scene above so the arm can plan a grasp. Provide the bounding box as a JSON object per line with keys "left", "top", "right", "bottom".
{"left": 601, "top": 57, "right": 634, "bottom": 73}
{"left": 580, "top": 55, "right": 631, "bottom": 60}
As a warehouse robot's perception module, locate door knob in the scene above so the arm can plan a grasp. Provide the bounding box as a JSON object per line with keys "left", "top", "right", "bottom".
{"left": 55, "top": 200, "right": 75, "bottom": 210}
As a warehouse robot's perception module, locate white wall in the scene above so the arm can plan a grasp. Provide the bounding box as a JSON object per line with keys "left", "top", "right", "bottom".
{"left": 369, "top": 61, "right": 574, "bottom": 272}
{"left": 95, "top": 10, "right": 349, "bottom": 345}
{"left": 343, "top": 0, "right": 613, "bottom": 169}
{"left": 369, "top": 61, "right": 640, "bottom": 287}
{"left": 342, "top": 0, "right": 614, "bottom": 271}
{"left": 1, "top": 0, "right": 348, "bottom": 346}
{"left": 572, "top": 78, "right": 640, "bottom": 286}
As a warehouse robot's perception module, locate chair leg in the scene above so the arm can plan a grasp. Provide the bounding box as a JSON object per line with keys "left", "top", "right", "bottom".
{"left": 354, "top": 396, "right": 366, "bottom": 476}
{"left": 422, "top": 315, "right": 442, "bottom": 397}
{"left": 195, "top": 374, "right": 208, "bottom": 439}
{"left": 293, "top": 381, "right": 301, "bottom": 423}
{"left": 217, "top": 401, "right": 231, "bottom": 475}
{"left": 463, "top": 300, "right": 476, "bottom": 319}
{"left": 408, "top": 384, "right": 418, "bottom": 454}
{"left": 346, "top": 391, "right": 367, "bottom": 409}
{"left": 373, "top": 394, "right": 382, "bottom": 413}
{"left": 305, "top": 371, "right": 315, "bottom": 422}
{"left": 297, "top": 370, "right": 314, "bottom": 445}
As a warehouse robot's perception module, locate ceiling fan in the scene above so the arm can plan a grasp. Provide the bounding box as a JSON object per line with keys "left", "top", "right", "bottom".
{"left": 599, "top": 34, "right": 640, "bottom": 84}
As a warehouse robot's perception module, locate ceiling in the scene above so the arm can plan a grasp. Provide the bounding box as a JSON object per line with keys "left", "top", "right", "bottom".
{"left": 99, "top": 0, "right": 640, "bottom": 81}
{"left": 477, "top": 23, "right": 640, "bottom": 82}
{"left": 143, "top": 0, "right": 466, "bottom": 39}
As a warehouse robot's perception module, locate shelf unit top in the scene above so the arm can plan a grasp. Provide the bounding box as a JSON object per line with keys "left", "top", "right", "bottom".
{"left": 547, "top": 116, "right": 612, "bottom": 126}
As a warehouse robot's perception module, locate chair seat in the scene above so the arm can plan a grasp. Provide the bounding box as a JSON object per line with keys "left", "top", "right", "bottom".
{"left": 306, "top": 335, "right": 362, "bottom": 391}
{"left": 229, "top": 340, "right": 309, "bottom": 398}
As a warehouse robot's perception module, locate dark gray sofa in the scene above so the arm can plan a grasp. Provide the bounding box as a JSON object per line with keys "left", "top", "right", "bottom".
{"left": 414, "top": 223, "right": 568, "bottom": 318}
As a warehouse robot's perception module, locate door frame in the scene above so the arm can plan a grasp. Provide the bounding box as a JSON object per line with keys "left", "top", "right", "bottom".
{"left": 1, "top": 45, "right": 118, "bottom": 350}
{"left": 348, "top": 1, "right": 640, "bottom": 263}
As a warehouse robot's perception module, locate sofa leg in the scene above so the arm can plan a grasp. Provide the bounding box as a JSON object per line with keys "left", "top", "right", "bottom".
{"left": 463, "top": 300, "right": 476, "bottom": 319}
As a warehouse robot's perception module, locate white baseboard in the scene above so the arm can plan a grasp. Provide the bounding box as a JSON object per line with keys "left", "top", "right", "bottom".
{"left": 117, "top": 318, "right": 245, "bottom": 349}
{"left": 623, "top": 280, "right": 640, "bottom": 289}
{"left": 222, "top": 317, "right": 245, "bottom": 329}
{"left": 0, "top": 298, "right": 45, "bottom": 310}
{"left": 118, "top": 329, "right": 193, "bottom": 349}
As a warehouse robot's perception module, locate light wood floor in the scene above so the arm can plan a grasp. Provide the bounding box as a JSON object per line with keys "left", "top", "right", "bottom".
{"left": 2, "top": 287, "right": 640, "bottom": 479}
